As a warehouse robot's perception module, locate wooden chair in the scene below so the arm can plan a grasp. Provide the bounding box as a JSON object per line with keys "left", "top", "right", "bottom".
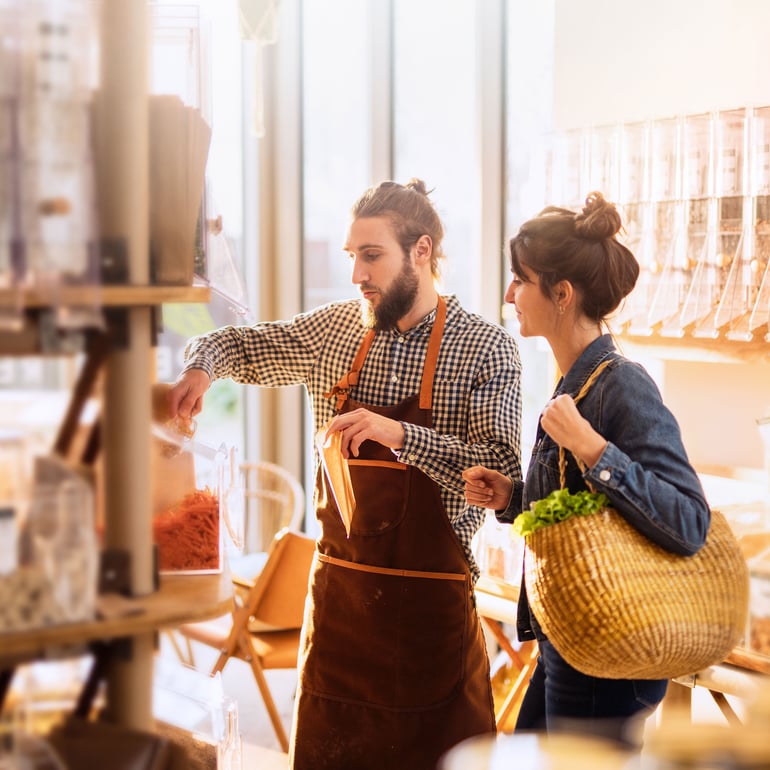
{"left": 224, "top": 461, "right": 306, "bottom": 585}
{"left": 474, "top": 574, "right": 538, "bottom": 730}
{"left": 241, "top": 461, "right": 305, "bottom": 550}
{"left": 171, "top": 528, "right": 316, "bottom": 752}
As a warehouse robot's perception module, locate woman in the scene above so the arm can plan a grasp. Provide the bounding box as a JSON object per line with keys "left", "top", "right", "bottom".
{"left": 463, "top": 191, "right": 710, "bottom": 748}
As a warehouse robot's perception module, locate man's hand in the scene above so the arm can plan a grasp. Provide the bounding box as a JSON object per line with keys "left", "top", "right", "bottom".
{"left": 462, "top": 466, "right": 513, "bottom": 510}
{"left": 167, "top": 369, "right": 211, "bottom": 420}
{"left": 326, "top": 408, "right": 406, "bottom": 459}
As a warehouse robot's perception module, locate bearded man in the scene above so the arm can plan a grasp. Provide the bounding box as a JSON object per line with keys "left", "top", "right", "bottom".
{"left": 168, "top": 178, "right": 523, "bottom": 770}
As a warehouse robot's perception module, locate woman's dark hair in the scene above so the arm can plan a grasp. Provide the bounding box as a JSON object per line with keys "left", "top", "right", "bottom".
{"left": 352, "top": 178, "right": 445, "bottom": 278}
{"left": 509, "top": 191, "right": 640, "bottom": 322}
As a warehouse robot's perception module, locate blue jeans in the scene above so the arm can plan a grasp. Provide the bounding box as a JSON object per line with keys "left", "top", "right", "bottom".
{"left": 515, "top": 640, "right": 668, "bottom": 750}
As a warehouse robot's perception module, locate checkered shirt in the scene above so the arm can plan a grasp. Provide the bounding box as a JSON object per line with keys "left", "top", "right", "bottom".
{"left": 182, "top": 294, "right": 523, "bottom": 581}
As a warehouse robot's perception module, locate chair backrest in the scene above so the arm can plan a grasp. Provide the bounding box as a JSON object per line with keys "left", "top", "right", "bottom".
{"left": 240, "top": 461, "right": 305, "bottom": 553}
{"left": 238, "top": 528, "right": 316, "bottom": 632}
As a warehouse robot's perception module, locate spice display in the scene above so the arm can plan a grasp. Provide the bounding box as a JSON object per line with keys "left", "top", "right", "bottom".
{"left": 152, "top": 488, "right": 220, "bottom": 572}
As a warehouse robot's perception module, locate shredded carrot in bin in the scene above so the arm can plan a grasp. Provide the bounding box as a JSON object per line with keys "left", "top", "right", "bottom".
{"left": 153, "top": 488, "right": 220, "bottom": 570}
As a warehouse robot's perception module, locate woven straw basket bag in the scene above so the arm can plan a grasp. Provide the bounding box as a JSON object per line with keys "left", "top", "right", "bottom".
{"left": 524, "top": 361, "right": 749, "bottom": 680}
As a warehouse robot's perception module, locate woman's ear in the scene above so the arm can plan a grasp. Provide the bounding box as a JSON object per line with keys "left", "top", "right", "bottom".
{"left": 555, "top": 279, "right": 575, "bottom": 311}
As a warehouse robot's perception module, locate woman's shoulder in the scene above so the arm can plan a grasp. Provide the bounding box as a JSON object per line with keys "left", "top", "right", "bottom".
{"left": 600, "top": 353, "right": 665, "bottom": 407}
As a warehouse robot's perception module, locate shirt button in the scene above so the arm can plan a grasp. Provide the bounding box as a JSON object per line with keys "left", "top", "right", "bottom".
{"left": 599, "top": 469, "right": 611, "bottom": 482}
{"left": 391, "top": 374, "right": 399, "bottom": 383}
{"left": 409, "top": 454, "right": 416, "bottom": 462}
{"left": 397, "top": 336, "right": 405, "bottom": 344}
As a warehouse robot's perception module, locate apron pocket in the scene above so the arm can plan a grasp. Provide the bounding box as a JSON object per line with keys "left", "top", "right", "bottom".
{"left": 347, "top": 460, "right": 410, "bottom": 535}
{"left": 304, "top": 559, "right": 468, "bottom": 710}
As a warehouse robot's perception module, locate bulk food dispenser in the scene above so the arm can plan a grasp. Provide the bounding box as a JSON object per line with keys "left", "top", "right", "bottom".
{"left": 586, "top": 122, "right": 620, "bottom": 203}
{"left": 683, "top": 108, "right": 746, "bottom": 338}
{"left": 745, "top": 105, "right": 770, "bottom": 340}
{"left": 716, "top": 105, "right": 770, "bottom": 340}
{"left": 613, "top": 120, "right": 651, "bottom": 331}
{"left": 545, "top": 127, "right": 585, "bottom": 212}
{"left": 627, "top": 115, "right": 683, "bottom": 334}
{"left": 660, "top": 111, "right": 713, "bottom": 337}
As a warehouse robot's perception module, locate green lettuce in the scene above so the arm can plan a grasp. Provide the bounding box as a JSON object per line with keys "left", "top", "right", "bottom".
{"left": 513, "top": 488, "right": 609, "bottom": 537}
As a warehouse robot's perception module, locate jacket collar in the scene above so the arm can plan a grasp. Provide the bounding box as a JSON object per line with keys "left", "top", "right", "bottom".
{"left": 556, "top": 334, "right": 617, "bottom": 398}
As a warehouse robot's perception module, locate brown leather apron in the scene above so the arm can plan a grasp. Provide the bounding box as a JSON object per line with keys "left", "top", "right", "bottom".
{"left": 290, "top": 297, "right": 495, "bottom": 770}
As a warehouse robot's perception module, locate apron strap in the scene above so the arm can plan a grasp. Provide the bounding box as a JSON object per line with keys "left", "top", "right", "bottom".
{"left": 419, "top": 295, "right": 446, "bottom": 410}
{"left": 324, "top": 295, "right": 447, "bottom": 413}
{"left": 324, "top": 328, "right": 376, "bottom": 412}
{"left": 317, "top": 551, "right": 466, "bottom": 582}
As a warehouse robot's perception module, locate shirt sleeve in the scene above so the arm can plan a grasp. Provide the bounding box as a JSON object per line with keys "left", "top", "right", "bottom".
{"left": 181, "top": 303, "right": 337, "bottom": 387}
{"left": 398, "top": 333, "right": 523, "bottom": 500}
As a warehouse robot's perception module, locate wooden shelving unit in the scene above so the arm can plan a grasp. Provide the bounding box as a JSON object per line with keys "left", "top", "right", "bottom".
{"left": 0, "top": 572, "right": 232, "bottom": 668}
{"left": 0, "top": 1, "right": 221, "bottom": 735}
{"left": 0, "top": 285, "right": 211, "bottom": 310}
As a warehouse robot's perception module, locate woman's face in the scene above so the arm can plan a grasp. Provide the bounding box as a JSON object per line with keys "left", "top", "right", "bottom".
{"left": 504, "top": 262, "right": 558, "bottom": 338}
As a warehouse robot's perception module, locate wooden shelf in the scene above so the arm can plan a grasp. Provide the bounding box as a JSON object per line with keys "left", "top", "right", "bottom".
{"left": 0, "top": 284, "right": 211, "bottom": 309}
{"left": 0, "top": 572, "right": 233, "bottom": 667}
{"left": 724, "top": 646, "right": 770, "bottom": 676}
{"left": 621, "top": 328, "right": 770, "bottom": 364}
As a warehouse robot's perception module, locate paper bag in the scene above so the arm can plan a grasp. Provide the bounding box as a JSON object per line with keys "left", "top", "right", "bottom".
{"left": 315, "top": 427, "right": 356, "bottom": 536}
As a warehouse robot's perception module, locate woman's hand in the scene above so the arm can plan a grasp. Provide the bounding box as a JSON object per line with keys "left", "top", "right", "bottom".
{"left": 540, "top": 394, "right": 607, "bottom": 468}
{"left": 462, "top": 466, "right": 513, "bottom": 510}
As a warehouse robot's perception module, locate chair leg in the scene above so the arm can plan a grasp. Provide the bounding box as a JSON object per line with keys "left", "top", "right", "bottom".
{"left": 496, "top": 641, "right": 538, "bottom": 730}
{"left": 246, "top": 655, "right": 290, "bottom": 753}
{"left": 165, "top": 630, "right": 194, "bottom": 668}
{"left": 183, "top": 636, "right": 196, "bottom": 668}
{"left": 482, "top": 617, "right": 527, "bottom": 669}
{"left": 208, "top": 634, "right": 290, "bottom": 752}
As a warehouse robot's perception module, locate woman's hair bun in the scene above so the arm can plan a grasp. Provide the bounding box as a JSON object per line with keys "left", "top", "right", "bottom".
{"left": 574, "top": 191, "right": 622, "bottom": 241}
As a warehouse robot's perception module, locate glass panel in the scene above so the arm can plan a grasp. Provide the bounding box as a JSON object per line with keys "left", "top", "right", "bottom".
{"left": 393, "top": 0, "right": 477, "bottom": 311}
{"left": 155, "top": 0, "right": 245, "bottom": 451}
{"left": 302, "top": 0, "right": 370, "bottom": 311}
{"left": 504, "top": 0, "right": 556, "bottom": 468}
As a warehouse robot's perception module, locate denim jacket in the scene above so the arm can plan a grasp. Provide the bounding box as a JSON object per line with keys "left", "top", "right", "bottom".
{"left": 499, "top": 334, "right": 711, "bottom": 642}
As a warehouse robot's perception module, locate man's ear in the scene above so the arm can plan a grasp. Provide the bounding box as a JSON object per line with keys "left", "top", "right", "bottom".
{"left": 413, "top": 234, "right": 433, "bottom": 263}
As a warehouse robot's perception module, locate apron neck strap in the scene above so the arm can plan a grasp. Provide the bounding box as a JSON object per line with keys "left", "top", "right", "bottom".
{"left": 325, "top": 328, "right": 376, "bottom": 412}
{"left": 419, "top": 294, "right": 446, "bottom": 410}
{"left": 325, "top": 295, "right": 447, "bottom": 413}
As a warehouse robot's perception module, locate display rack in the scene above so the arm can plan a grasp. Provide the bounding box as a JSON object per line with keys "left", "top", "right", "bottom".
{"left": 0, "top": 1, "right": 225, "bottom": 734}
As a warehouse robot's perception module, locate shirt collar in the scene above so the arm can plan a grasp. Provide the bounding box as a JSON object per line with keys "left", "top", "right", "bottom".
{"left": 385, "top": 294, "right": 458, "bottom": 339}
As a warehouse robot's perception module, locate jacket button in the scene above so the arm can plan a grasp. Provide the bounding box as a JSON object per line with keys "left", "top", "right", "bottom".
{"left": 599, "top": 469, "right": 611, "bottom": 482}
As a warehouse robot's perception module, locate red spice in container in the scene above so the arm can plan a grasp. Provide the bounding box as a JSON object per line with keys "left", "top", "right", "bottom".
{"left": 153, "top": 488, "right": 221, "bottom": 572}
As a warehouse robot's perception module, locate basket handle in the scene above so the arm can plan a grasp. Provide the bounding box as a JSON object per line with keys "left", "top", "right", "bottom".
{"left": 557, "top": 358, "right": 613, "bottom": 489}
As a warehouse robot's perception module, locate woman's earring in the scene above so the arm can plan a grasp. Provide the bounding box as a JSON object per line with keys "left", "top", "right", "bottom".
{"left": 558, "top": 305, "right": 565, "bottom": 314}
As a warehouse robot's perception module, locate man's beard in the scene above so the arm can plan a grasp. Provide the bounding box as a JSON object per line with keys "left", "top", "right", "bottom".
{"left": 360, "top": 258, "right": 419, "bottom": 330}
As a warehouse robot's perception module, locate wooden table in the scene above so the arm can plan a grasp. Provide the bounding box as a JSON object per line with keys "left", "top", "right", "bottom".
{"left": 474, "top": 574, "right": 538, "bottom": 729}
{"left": 665, "top": 659, "right": 769, "bottom": 725}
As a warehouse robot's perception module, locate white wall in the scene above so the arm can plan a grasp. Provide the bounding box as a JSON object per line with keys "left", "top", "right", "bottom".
{"left": 553, "top": 0, "right": 770, "bottom": 129}
{"left": 550, "top": 0, "right": 770, "bottom": 474}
